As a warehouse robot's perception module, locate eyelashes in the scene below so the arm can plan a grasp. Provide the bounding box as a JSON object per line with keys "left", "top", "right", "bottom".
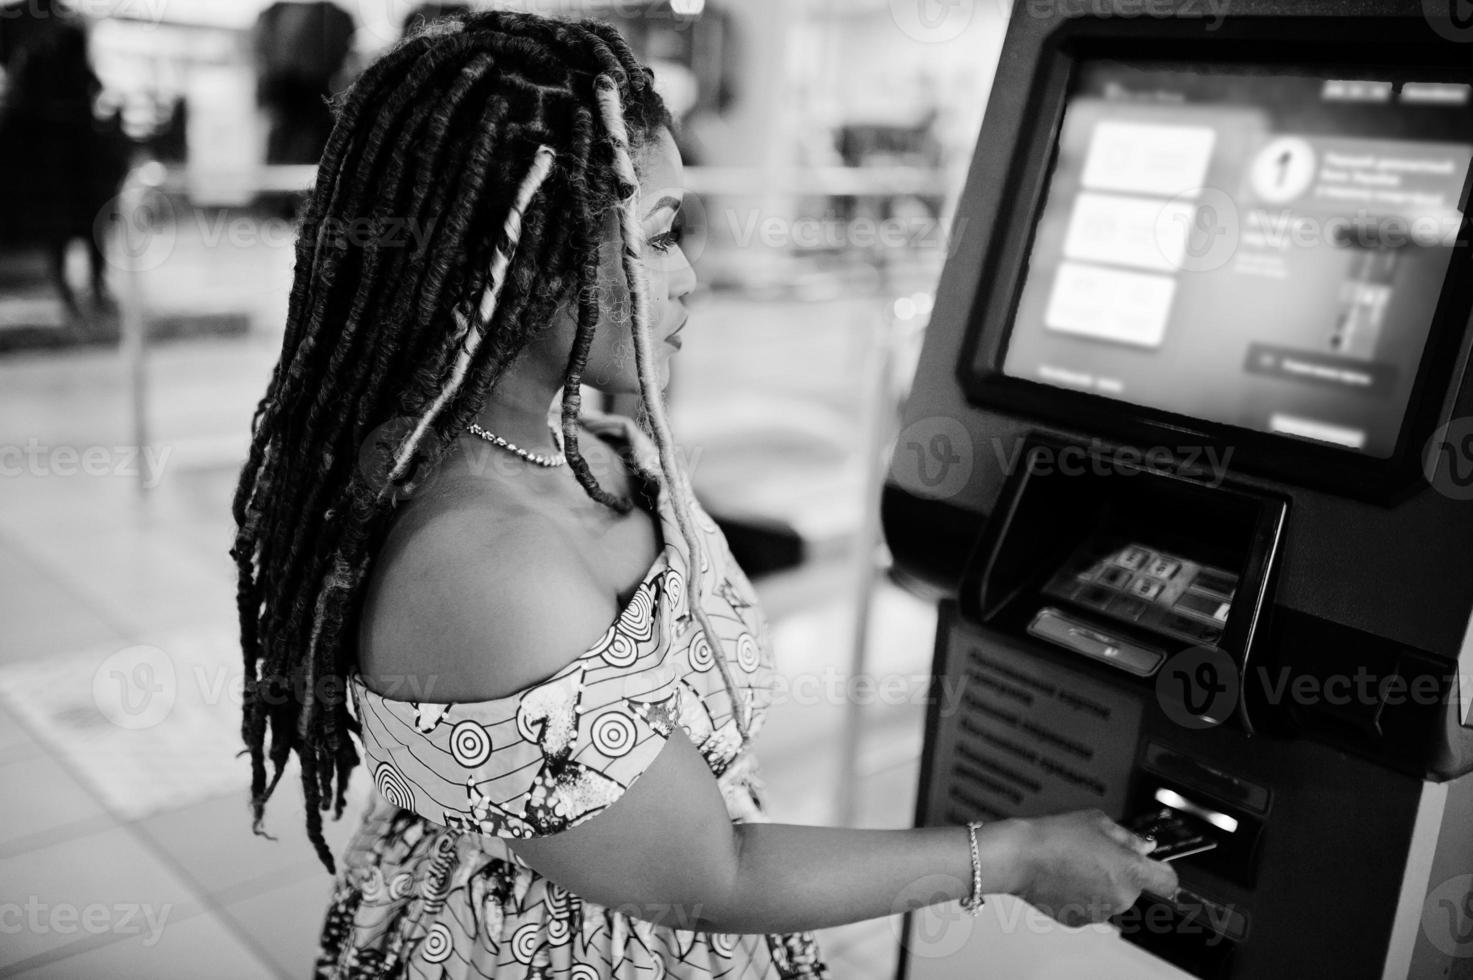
{"left": 646, "top": 226, "right": 683, "bottom": 253}
{"left": 645, "top": 211, "right": 686, "bottom": 253}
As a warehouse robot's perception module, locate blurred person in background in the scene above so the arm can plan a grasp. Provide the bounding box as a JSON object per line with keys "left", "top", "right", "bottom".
{"left": 252, "top": 0, "right": 356, "bottom": 217}
{"left": 0, "top": 0, "right": 129, "bottom": 324}
{"left": 230, "top": 10, "right": 1176, "bottom": 978}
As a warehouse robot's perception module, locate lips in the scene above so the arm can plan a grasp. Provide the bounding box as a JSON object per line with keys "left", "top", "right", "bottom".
{"left": 665, "top": 315, "right": 688, "bottom": 347}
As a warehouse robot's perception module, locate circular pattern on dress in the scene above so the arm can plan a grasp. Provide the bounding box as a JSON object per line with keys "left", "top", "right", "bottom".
{"left": 710, "top": 932, "right": 738, "bottom": 957}
{"left": 543, "top": 881, "right": 570, "bottom": 916}
{"left": 570, "top": 965, "right": 600, "bottom": 980}
{"left": 420, "top": 922, "right": 453, "bottom": 963}
{"left": 598, "top": 627, "right": 639, "bottom": 668}
{"left": 449, "top": 720, "right": 492, "bottom": 767}
{"left": 546, "top": 915, "right": 573, "bottom": 946}
{"left": 687, "top": 632, "right": 714, "bottom": 672}
{"left": 511, "top": 922, "right": 542, "bottom": 963}
{"left": 389, "top": 871, "right": 415, "bottom": 901}
{"left": 650, "top": 950, "right": 667, "bottom": 979}
{"left": 374, "top": 761, "right": 415, "bottom": 811}
{"left": 617, "top": 585, "right": 655, "bottom": 641}
{"left": 590, "top": 709, "right": 638, "bottom": 757}
{"left": 664, "top": 567, "right": 684, "bottom": 608}
{"left": 736, "top": 633, "right": 761, "bottom": 673}
{"left": 356, "top": 865, "right": 385, "bottom": 900}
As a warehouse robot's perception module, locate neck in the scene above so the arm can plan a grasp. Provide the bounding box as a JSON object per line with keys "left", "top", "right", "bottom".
{"left": 472, "top": 368, "right": 565, "bottom": 456}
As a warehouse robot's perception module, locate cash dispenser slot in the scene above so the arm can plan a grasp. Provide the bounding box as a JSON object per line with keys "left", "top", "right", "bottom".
{"left": 959, "top": 435, "right": 1287, "bottom": 733}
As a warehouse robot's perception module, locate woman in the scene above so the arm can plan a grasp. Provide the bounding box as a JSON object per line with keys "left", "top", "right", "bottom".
{"left": 230, "top": 11, "right": 1177, "bottom": 979}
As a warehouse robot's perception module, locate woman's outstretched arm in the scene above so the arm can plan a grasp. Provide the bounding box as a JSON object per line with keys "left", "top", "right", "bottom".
{"left": 362, "top": 507, "right": 1177, "bottom": 936}
{"left": 510, "top": 723, "right": 1176, "bottom": 935}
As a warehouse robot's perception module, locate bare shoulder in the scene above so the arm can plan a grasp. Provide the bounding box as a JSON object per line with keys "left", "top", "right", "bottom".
{"left": 357, "top": 491, "right": 620, "bottom": 704}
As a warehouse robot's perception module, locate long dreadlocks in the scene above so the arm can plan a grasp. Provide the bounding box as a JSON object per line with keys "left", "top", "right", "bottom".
{"left": 230, "top": 10, "right": 728, "bottom": 873}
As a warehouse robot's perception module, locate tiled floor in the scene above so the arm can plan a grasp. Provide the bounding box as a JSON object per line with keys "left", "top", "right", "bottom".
{"left": 0, "top": 277, "right": 943, "bottom": 978}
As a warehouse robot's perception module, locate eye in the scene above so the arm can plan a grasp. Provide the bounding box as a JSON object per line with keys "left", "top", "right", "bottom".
{"left": 646, "top": 226, "right": 683, "bottom": 253}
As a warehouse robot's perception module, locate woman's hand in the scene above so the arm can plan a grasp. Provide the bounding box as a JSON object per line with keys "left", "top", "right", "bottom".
{"left": 1001, "top": 808, "right": 1180, "bottom": 926}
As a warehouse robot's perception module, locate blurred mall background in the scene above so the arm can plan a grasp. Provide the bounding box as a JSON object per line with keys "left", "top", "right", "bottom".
{"left": 0, "top": 0, "right": 1005, "bottom": 976}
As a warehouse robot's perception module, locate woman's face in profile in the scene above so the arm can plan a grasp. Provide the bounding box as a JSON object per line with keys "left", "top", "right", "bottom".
{"left": 534, "top": 126, "right": 697, "bottom": 394}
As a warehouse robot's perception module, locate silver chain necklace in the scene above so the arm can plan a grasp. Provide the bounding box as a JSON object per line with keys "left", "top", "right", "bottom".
{"left": 465, "top": 423, "right": 566, "bottom": 467}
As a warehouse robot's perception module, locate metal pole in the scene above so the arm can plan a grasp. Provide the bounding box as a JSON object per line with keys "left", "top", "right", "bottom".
{"left": 117, "top": 168, "right": 153, "bottom": 496}
{"left": 835, "top": 296, "right": 905, "bottom": 826}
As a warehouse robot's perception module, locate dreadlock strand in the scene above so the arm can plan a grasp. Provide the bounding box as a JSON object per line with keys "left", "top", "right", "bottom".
{"left": 267, "top": 52, "right": 508, "bottom": 623}
{"left": 593, "top": 73, "right": 751, "bottom": 740}
{"left": 392, "top": 144, "right": 557, "bottom": 481}
{"left": 243, "top": 43, "right": 495, "bottom": 840}
{"left": 557, "top": 106, "right": 632, "bottom": 512}
{"left": 251, "top": 42, "right": 483, "bottom": 628}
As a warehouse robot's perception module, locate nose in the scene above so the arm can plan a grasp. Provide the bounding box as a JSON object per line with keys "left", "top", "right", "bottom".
{"left": 668, "top": 244, "right": 698, "bottom": 301}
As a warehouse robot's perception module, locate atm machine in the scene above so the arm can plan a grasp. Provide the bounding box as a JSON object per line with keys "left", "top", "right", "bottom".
{"left": 882, "top": 1, "right": 1473, "bottom": 977}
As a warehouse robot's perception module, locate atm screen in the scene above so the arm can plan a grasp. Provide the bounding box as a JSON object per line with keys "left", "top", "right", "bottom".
{"left": 996, "top": 60, "right": 1473, "bottom": 457}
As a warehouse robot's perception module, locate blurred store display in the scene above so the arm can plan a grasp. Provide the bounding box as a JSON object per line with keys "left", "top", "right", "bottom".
{"left": 251, "top": 0, "right": 355, "bottom": 165}
{"left": 0, "top": 0, "right": 132, "bottom": 341}
{"left": 251, "top": 1, "right": 356, "bottom": 218}
{"left": 0, "top": 0, "right": 1002, "bottom": 577}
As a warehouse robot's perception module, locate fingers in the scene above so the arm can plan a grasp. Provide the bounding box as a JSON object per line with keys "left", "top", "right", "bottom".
{"left": 1096, "top": 816, "right": 1155, "bottom": 855}
{"left": 1135, "top": 856, "right": 1180, "bottom": 901}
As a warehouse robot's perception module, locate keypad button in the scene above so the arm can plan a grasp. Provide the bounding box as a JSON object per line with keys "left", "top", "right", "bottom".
{"left": 1176, "top": 592, "right": 1231, "bottom": 623}
{"left": 1129, "top": 577, "right": 1164, "bottom": 601}
{"left": 1116, "top": 547, "right": 1152, "bottom": 570}
{"left": 1107, "top": 594, "right": 1150, "bottom": 621}
{"left": 1073, "top": 584, "right": 1115, "bottom": 610}
{"left": 1192, "top": 568, "right": 1238, "bottom": 599}
{"left": 1148, "top": 557, "right": 1182, "bottom": 580}
{"left": 1097, "top": 566, "right": 1133, "bottom": 589}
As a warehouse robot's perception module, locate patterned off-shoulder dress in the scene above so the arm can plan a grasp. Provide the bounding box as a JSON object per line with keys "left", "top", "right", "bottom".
{"left": 313, "top": 410, "right": 832, "bottom": 979}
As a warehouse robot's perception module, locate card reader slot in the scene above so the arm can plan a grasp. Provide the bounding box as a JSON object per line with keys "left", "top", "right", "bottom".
{"left": 1028, "top": 606, "right": 1167, "bottom": 677}
{"left": 1128, "top": 775, "right": 1265, "bottom": 888}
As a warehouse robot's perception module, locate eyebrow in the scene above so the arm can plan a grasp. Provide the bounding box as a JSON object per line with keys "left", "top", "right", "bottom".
{"left": 643, "top": 195, "right": 682, "bottom": 221}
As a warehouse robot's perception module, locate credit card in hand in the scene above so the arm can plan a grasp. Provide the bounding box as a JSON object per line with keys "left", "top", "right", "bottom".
{"left": 1127, "top": 811, "right": 1219, "bottom": 862}
{"left": 1153, "top": 836, "right": 1218, "bottom": 862}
